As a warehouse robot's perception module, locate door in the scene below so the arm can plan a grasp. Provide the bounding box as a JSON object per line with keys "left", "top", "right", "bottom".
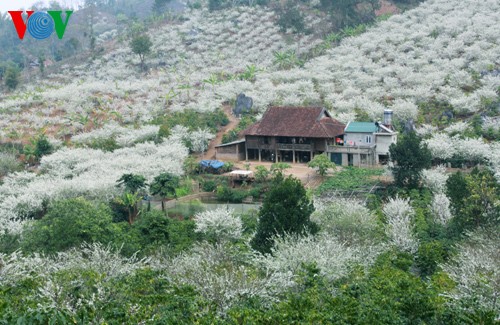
{"left": 348, "top": 154, "right": 353, "bottom": 166}
{"left": 330, "top": 153, "right": 342, "bottom": 165}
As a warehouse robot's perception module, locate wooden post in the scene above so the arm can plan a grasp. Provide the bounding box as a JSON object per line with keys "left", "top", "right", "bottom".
{"left": 245, "top": 139, "right": 248, "bottom": 161}
{"left": 293, "top": 150, "right": 296, "bottom": 164}
{"left": 258, "top": 149, "right": 261, "bottom": 162}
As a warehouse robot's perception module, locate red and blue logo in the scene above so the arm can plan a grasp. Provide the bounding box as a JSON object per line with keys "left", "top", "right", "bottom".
{"left": 8, "top": 10, "right": 73, "bottom": 40}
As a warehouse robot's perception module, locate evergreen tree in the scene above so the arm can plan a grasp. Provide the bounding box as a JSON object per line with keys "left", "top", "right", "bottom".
{"left": 150, "top": 173, "right": 180, "bottom": 211}
{"left": 34, "top": 135, "right": 53, "bottom": 159}
{"left": 153, "top": 0, "right": 172, "bottom": 12}
{"left": 446, "top": 169, "right": 499, "bottom": 235}
{"left": 116, "top": 173, "right": 147, "bottom": 194}
{"left": 251, "top": 172, "right": 317, "bottom": 254}
{"left": 4, "top": 67, "right": 19, "bottom": 90}
{"left": 130, "top": 35, "right": 153, "bottom": 71}
{"left": 208, "top": 0, "right": 227, "bottom": 11}
{"left": 320, "top": 0, "right": 379, "bottom": 29}
{"left": 277, "top": 3, "right": 306, "bottom": 34}
{"left": 389, "top": 132, "right": 432, "bottom": 189}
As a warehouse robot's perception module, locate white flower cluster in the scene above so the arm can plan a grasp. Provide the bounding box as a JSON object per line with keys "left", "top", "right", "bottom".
{"left": 425, "top": 133, "right": 493, "bottom": 164}
{"left": 254, "top": 233, "right": 383, "bottom": 285}
{"left": 301, "top": 0, "right": 500, "bottom": 116}
{"left": 443, "top": 122, "right": 470, "bottom": 135}
{"left": 2, "top": 0, "right": 500, "bottom": 141}
{"left": 72, "top": 123, "right": 160, "bottom": 148}
{"left": 490, "top": 142, "right": 500, "bottom": 182}
{"left": 431, "top": 193, "right": 453, "bottom": 225}
{"left": 311, "top": 197, "right": 381, "bottom": 245}
{"left": 0, "top": 243, "right": 150, "bottom": 315}
{"left": 168, "top": 125, "right": 215, "bottom": 153}
{"left": 416, "top": 124, "right": 438, "bottom": 137}
{"left": 422, "top": 166, "right": 453, "bottom": 225}
{"left": 482, "top": 117, "right": 500, "bottom": 131}
{"left": 194, "top": 208, "right": 243, "bottom": 242}
{"left": 165, "top": 242, "right": 291, "bottom": 312}
{"left": 422, "top": 165, "right": 449, "bottom": 193}
{"left": 0, "top": 140, "right": 188, "bottom": 234}
{"left": 441, "top": 230, "right": 500, "bottom": 317}
{"left": 383, "top": 196, "right": 419, "bottom": 253}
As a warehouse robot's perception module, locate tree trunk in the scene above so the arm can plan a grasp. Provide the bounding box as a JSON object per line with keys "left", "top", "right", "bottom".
{"left": 128, "top": 208, "right": 133, "bottom": 225}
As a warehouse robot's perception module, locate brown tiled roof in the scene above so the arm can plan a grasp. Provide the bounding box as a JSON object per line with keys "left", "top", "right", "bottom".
{"left": 244, "top": 106, "right": 345, "bottom": 138}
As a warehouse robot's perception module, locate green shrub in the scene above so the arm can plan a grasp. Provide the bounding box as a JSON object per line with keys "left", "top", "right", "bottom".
{"left": 216, "top": 185, "right": 247, "bottom": 203}
{"left": 134, "top": 210, "right": 170, "bottom": 245}
{"left": 0, "top": 152, "right": 21, "bottom": 177}
{"left": 416, "top": 241, "right": 447, "bottom": 277}
{"left": 277, "top": 4, "right": 305, "bottom": 34}
{"left": 22, "top": 198, "right": 117, "bottom": 253}
{"left": 154, "top": 109, "right": 229, "bottom": 134}
{"left": 240, "top": 210, "right": 259, "bottom": 234}
{"left": 317, "top": 167, "right": 383, "bottom": 193}
{"left": 251, "top": 173, "right": 316, "bottom": 254}
{"left": 0, "top": 231, "right": 21, "bottom": 254}
{"left": 90, "top": 137, "right": 119, "bottom": 151}
{"left": 202, "top": 179, "right": 217, "bottom": 192}
{"left": 175, "top": 178, "right": 193, "bottom": 198}
{"left": 254, "top": 165, "right": 270, "bottom": 183}
{"left": 34, "top": 135, "right": 53, "bottom": 158}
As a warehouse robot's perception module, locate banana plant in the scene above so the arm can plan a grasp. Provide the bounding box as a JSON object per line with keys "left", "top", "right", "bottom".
{"left": 165, "top": 88, "right": 178, "bottom": 106}
{"left": 116, "top": 192, "right": 142, "bottom": 224}
{"left": 203, "top": 74, "right": 220, "bottom": 93}
{"left": 239, "top": 65, "right": 258, "bottom": 82}
{"left": 177, "top": 83, "right": 193, "bottom": 101}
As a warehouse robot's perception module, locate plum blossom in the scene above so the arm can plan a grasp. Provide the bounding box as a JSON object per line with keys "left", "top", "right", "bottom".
{"left": 383, "top": 196, "right": 418, "bottom": 253}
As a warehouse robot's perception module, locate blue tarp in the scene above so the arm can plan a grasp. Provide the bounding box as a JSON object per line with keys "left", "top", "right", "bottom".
{"left": 200, "top": 160, "right": 225, "bottom": 169}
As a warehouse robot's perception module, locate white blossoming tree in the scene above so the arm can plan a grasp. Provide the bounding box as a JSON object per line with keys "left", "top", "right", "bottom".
{"left": 253, "top": 233, "right": 382, "bottom": 285}
{"left": 166, "top": 242, "right": 290, "bottom": 312}
{"left": 422, "top": 165, "right": 449, "bottom": 193}
{"left": 383, "top": 196, "right": 419, "bottom": 254}
{"left": 311, "top": 198, "right": 382, "bottom": 245}
{"left": 194, "top": 208, "right": 243, "bottom": 243}
{"left": 431, "top": 193, "right": 453, "bottom": 225}
{"left": 441, "top": 230, "right": 500, "bottom": 318}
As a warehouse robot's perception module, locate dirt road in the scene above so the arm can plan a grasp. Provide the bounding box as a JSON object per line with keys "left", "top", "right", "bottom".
{"left": 203, "top": 105, "right": 239, "bottom": 160}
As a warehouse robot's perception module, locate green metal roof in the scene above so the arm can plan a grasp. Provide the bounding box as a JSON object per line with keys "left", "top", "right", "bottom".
{"left": 344, "top": 122, "right": 378, "bottom": 133}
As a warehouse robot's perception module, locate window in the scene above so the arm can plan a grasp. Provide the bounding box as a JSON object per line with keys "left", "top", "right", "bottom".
{"left": 365, "top": 135, "right": 372, "bottom": 143}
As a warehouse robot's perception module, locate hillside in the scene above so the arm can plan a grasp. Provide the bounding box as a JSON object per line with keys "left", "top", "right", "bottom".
{"left": 0, "top": 0, "right": 498, "bottom": 322}
{"left": 1, "top": 0, "right": 498, "bottom": 174}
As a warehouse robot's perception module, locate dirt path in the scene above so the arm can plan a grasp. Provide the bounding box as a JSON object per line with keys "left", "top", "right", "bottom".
{"left": 203, "top": 105, "right": 239, "bottom": 160}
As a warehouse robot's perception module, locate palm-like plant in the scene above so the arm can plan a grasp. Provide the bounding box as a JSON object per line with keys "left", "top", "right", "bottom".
{"left": 239, "top": 65, "right": 258, "bottom": 82}
{"left": 273, "top": 50, "right": 300, "bottom": 70}
{"left": 203, "top": 74, "right": 219, "bottom": 93}
{"left": 116, "top": 174, "right": 147, "bottom": 224}
{"left": 116, "top": 192, "right": 142, "bottom": 224}
{"left": 116, "top": 173, "right": 147, "bottom": 194}
{"left": 150, "top": 173, "right": 180, "bottom": 212}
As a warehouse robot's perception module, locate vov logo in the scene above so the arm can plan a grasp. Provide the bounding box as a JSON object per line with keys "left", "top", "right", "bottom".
{"left": 8, "top": 11, "right": 73, "bottom": 40}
